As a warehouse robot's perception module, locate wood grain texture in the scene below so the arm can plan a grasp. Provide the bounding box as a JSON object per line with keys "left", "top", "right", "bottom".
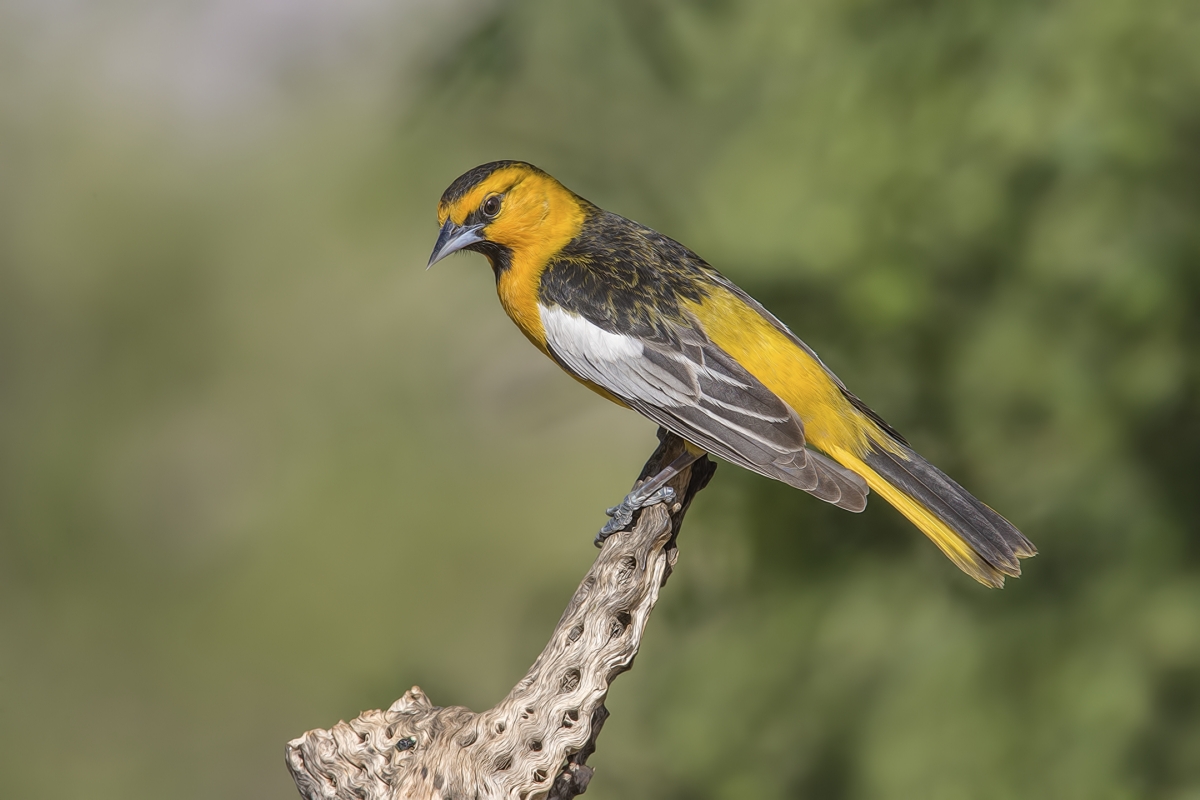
{"left": 285, "top": 429, "right": 715, "bottom": 800}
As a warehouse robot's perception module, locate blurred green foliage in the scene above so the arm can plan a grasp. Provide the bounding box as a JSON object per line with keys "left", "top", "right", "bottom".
{"left": 2, "top": 1, "right": 1200, "bottom": 798}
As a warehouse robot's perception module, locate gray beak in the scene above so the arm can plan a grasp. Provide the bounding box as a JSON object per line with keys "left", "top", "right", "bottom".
{"left": 427, "top": 220, "right": 485, "bottom": 269}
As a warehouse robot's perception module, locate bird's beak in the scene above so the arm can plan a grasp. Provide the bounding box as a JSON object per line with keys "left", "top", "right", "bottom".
{"left": 427, "top": 220, "right": 485, "bottom": 269}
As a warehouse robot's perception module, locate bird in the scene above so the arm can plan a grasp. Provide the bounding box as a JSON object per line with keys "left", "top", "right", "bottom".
{"left": 427, "top": 160, "right": 1035, "bottom": 587}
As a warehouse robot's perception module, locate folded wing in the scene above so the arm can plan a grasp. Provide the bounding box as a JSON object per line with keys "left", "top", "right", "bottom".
{"left": 539, "top": 304, "right": 868, "bottom": 511}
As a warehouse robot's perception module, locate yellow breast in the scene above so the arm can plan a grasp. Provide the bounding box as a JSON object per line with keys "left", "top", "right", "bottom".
{"left": 490, "top": 173, "right": 589, "bottom": 356}
{"left": 496, "top": 264, "right": 550, "bottom": 354}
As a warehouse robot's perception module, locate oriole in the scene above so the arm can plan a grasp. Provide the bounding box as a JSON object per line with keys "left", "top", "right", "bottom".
{"left": 427, "top": 161, "right": 1035, "bottom": 587}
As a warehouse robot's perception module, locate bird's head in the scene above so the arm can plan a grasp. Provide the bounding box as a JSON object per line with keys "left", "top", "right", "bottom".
{"left": 427, "top": 161, "right": 587, "bottom": 273}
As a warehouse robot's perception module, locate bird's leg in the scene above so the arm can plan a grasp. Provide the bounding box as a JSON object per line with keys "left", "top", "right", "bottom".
{"left": 596, "top": 449, "right": 702, "bottom": 545}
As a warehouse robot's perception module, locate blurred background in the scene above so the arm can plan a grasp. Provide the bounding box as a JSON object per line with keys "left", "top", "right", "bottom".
{"left": 2, "top": 0, "right": 1199, "bottom": 797}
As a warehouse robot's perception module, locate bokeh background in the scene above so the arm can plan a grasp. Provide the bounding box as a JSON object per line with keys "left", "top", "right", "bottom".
{"left": 3, "top": 1, "right": 1200, "bottom": 798}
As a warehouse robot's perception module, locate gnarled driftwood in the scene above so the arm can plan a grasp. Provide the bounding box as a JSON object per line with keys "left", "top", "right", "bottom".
{"left": 286, "top": 429, "right": 715, "bottom": 800}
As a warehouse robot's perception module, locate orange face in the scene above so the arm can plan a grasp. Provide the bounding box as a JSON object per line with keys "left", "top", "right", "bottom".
{"left": 433, "top": 163, "right": 586, "bottom": 268}
{"left": 429, "top": 162, "right": 589, "bottom": 355}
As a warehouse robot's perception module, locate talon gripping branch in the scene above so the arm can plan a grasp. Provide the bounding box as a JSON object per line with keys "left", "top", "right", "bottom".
{"left": 428, "top": 161, "right": 1035, "bottom": 587}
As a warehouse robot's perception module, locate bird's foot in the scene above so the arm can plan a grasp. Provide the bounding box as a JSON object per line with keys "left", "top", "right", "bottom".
{"left": 594, "top": 485, "right": 677, "bottom": 547}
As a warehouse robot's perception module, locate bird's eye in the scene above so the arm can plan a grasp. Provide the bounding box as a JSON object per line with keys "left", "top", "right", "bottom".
{"left": 481, "top": 194, "right": 502, "bottom": 219}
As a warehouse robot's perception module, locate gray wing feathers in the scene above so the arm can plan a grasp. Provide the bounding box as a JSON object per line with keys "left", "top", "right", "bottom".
{"left": 540, "top": 306, "right": 869, "bottom": 512}
{"left": 805, "top": 451, "right": 869, "bottom": 511}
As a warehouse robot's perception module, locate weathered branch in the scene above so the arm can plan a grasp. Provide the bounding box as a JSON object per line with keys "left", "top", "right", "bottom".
{"left": 286, "top": 429, "right": 715, "bottom": 800}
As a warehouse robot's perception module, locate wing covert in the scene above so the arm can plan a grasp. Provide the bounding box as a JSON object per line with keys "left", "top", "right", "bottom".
{"left": 539, "top": 304, "right": 868, "bottom": 510}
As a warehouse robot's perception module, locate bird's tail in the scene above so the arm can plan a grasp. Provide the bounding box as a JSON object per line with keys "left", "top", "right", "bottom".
{"left": 826, "top": 442, "right": 1036, "bottom": 587}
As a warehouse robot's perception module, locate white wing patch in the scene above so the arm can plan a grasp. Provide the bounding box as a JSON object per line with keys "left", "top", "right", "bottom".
{"left": 541, "top": 304, "right": 689, "bottom": 407}
{"left": 540, "top": 304, "right": 762, "bottom": 410}
{"left": 540, "top": 303, "right": 643, "bottom": 361}
{"left": 537, "top": 303, "right": 868, "bottom": 511}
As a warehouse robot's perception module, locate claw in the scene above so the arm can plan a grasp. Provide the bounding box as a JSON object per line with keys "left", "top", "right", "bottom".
{"left": 594, "top": 485, "right": 678, "bottom": 547}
